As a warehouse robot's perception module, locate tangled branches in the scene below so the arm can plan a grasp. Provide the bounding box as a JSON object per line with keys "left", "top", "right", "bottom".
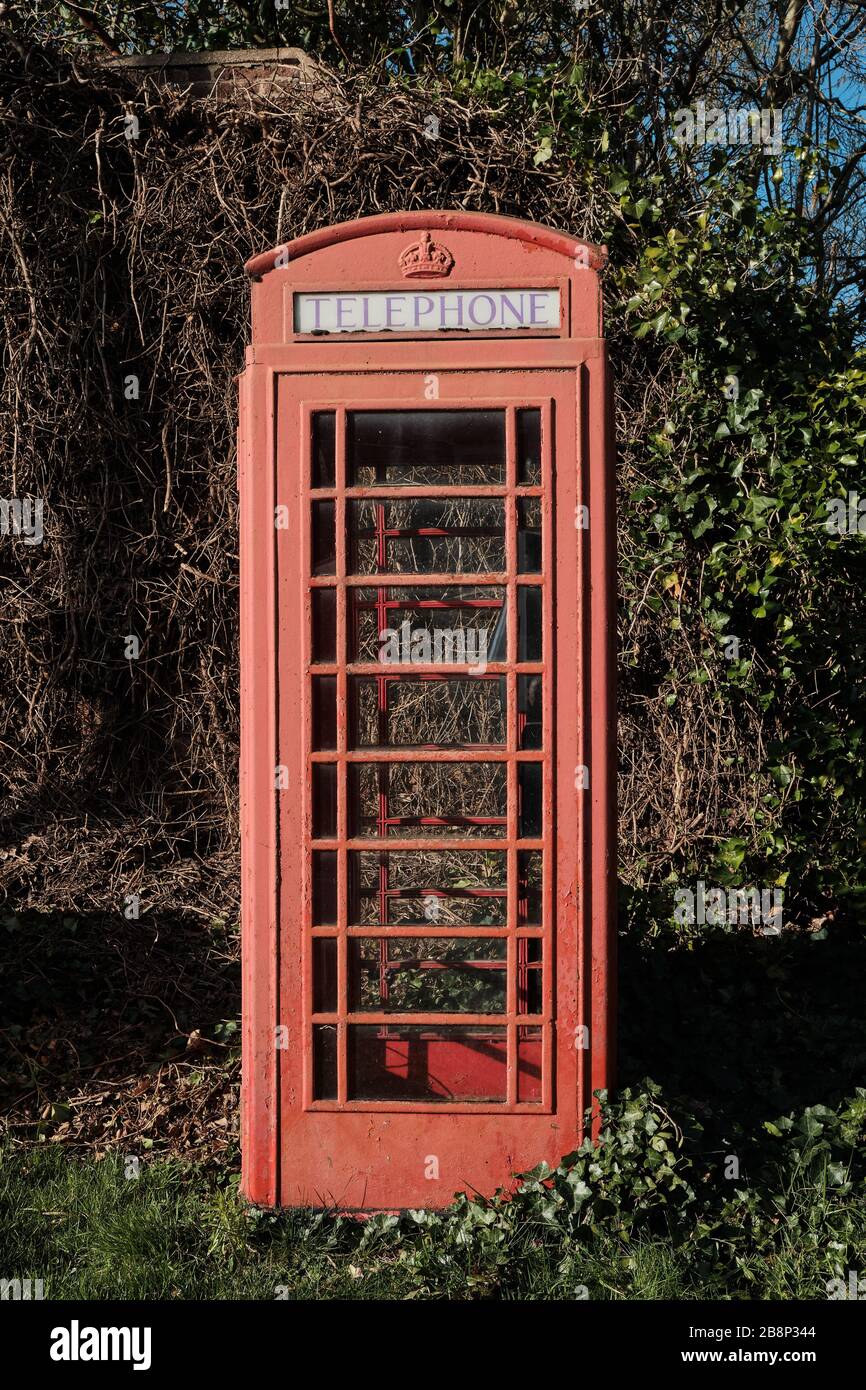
{"left": 0, "top": 39, "right": 760, "bottom": 927}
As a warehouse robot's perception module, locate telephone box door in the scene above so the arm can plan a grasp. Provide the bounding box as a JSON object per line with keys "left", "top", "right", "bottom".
{"left": 267, "top": 368, "right": 593, "bottom": 1209}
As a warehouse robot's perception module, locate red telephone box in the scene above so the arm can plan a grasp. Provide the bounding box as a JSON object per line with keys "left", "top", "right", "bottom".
{"left": 238, "top": 210, "right": 615, "bottom": 1210}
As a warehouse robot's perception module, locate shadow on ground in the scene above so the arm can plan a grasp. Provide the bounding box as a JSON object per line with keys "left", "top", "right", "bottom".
{"left": 618, "top": 920, "right": 866, "bottom": 1138}
{"left": 3, "top": 906, "right": 865, "bottom": 1158}
{"left": 0, "top": 910, "right": 239, "bottom": 1156}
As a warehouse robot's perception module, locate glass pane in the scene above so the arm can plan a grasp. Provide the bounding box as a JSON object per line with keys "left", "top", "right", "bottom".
{"left": 518, "top": 851, "right": 542, "bottom": 925}
{"left": 312, "top": 412, "right": 336, "bottom": 488}
{"left": 517, "top": 409, "right": 541, "bottom": 485}
{"left": 518, "top": 938, "right": 543, "bottom": 1015}
{"left": 351, "top": 585, "right": 505, "bottom": 665}
{"left": 313, "top": 1025, "right": 337, "bottom": 1100}
{"left": 517, "top": 1026, "right": 543, "bottom": 1103}
{"left": 517, "top": 498, "right": 541, "bottom": 573}
{"left": 348, "top": 498, "right": 505, "bottom": 574}
{"left": 349, "top": 761, "right": 507, "bottom": 838}
{"left": 311, "top": 588, "right": 336, "bottom": 662}
{"left": 312, "top": 763, "right": 337, "bottom": 839}
{"left": 350, "top": 938, "right": 507, "bottom": 1013}
{"left": 518, "top": 586, "right": 542, "bottom": 661}
{"left": 518, "top": 762, "right": 543, "bottom": 838}
{"left": 351, "top": 677, "right": 504, "bottom": 748}
{"left": 312, "top": 850, "right": 338, "bottom": 925}
{"left": 312, "top": 675, "right": 337, "bottom": 750}
{"left": 348, "top": 1025, "right": 506, "bottom": 1102}
{"left": 312, "top": 500, "right": 336, "bottom": 575}
{"left": 518, "top": 674, "right": 542, "bottom": 749}
{"left": 313, "top": 937, "right": 338, "bottom": 1013}
{"left": 350, "top": 850, "right": 508, "bottom": 926}
{"left": 349, "top": 410, "right": 505, "bottom": 486}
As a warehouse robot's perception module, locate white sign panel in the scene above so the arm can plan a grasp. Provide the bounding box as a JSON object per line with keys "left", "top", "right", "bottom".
{"left": 294, "top": 288, "right": 561, "bottom": 334}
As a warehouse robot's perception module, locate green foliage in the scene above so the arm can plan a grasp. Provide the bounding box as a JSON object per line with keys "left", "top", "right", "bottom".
{"left": 20, "top": 1, "right": 582, "bottom": 67}
{"left": 358, "top": 1085, "right": 866, "bottom": 1298}
{"left": 3, "top": 1084, "right": 864, "bottom": 1298}
{"left": 605, "top": 152, "right": 866, "bottom": 910}
{"left": 371, "top": 67, "right": 866, "bottom": 922}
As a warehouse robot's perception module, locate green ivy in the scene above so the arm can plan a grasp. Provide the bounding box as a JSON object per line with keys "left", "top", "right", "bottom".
{"left": 358, "top": 1085, "right": 866, "bottom": 1298}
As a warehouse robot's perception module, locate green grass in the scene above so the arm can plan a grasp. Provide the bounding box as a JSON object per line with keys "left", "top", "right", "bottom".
{"left": 1, "top": 1147, "right": 386, "bottom": 1300}
{"left": 0, "top": 1144, "right": 668, "bottom": 1300}
{"left": 3, "top": 1082, "right": 864, "bottom": 1300}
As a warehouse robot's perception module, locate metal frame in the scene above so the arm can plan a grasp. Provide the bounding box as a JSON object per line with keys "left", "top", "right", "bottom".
{"left": 302, "top": 397, "right": 553, "bottom": 1114}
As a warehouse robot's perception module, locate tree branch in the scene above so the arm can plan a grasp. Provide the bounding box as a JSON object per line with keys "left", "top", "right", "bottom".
{"left": 59, "top": 1, "right": 122, "bottom": 56}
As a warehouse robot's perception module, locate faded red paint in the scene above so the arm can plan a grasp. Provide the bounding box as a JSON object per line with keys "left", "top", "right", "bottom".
{"left": 239, "top": 210, "right": 616, "bottom": 1210}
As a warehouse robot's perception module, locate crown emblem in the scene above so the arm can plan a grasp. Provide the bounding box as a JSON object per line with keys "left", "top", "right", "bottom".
{"left": 399, "top": 231, "right": 454, "bottom": 279}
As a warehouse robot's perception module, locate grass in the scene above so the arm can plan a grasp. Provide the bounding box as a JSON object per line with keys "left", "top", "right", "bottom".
{"left": 1, "top": 1145, "right": 684, "bottom": 1301}
{"left": 1, "top": 1148, "right": 377, "bottom": 1300}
